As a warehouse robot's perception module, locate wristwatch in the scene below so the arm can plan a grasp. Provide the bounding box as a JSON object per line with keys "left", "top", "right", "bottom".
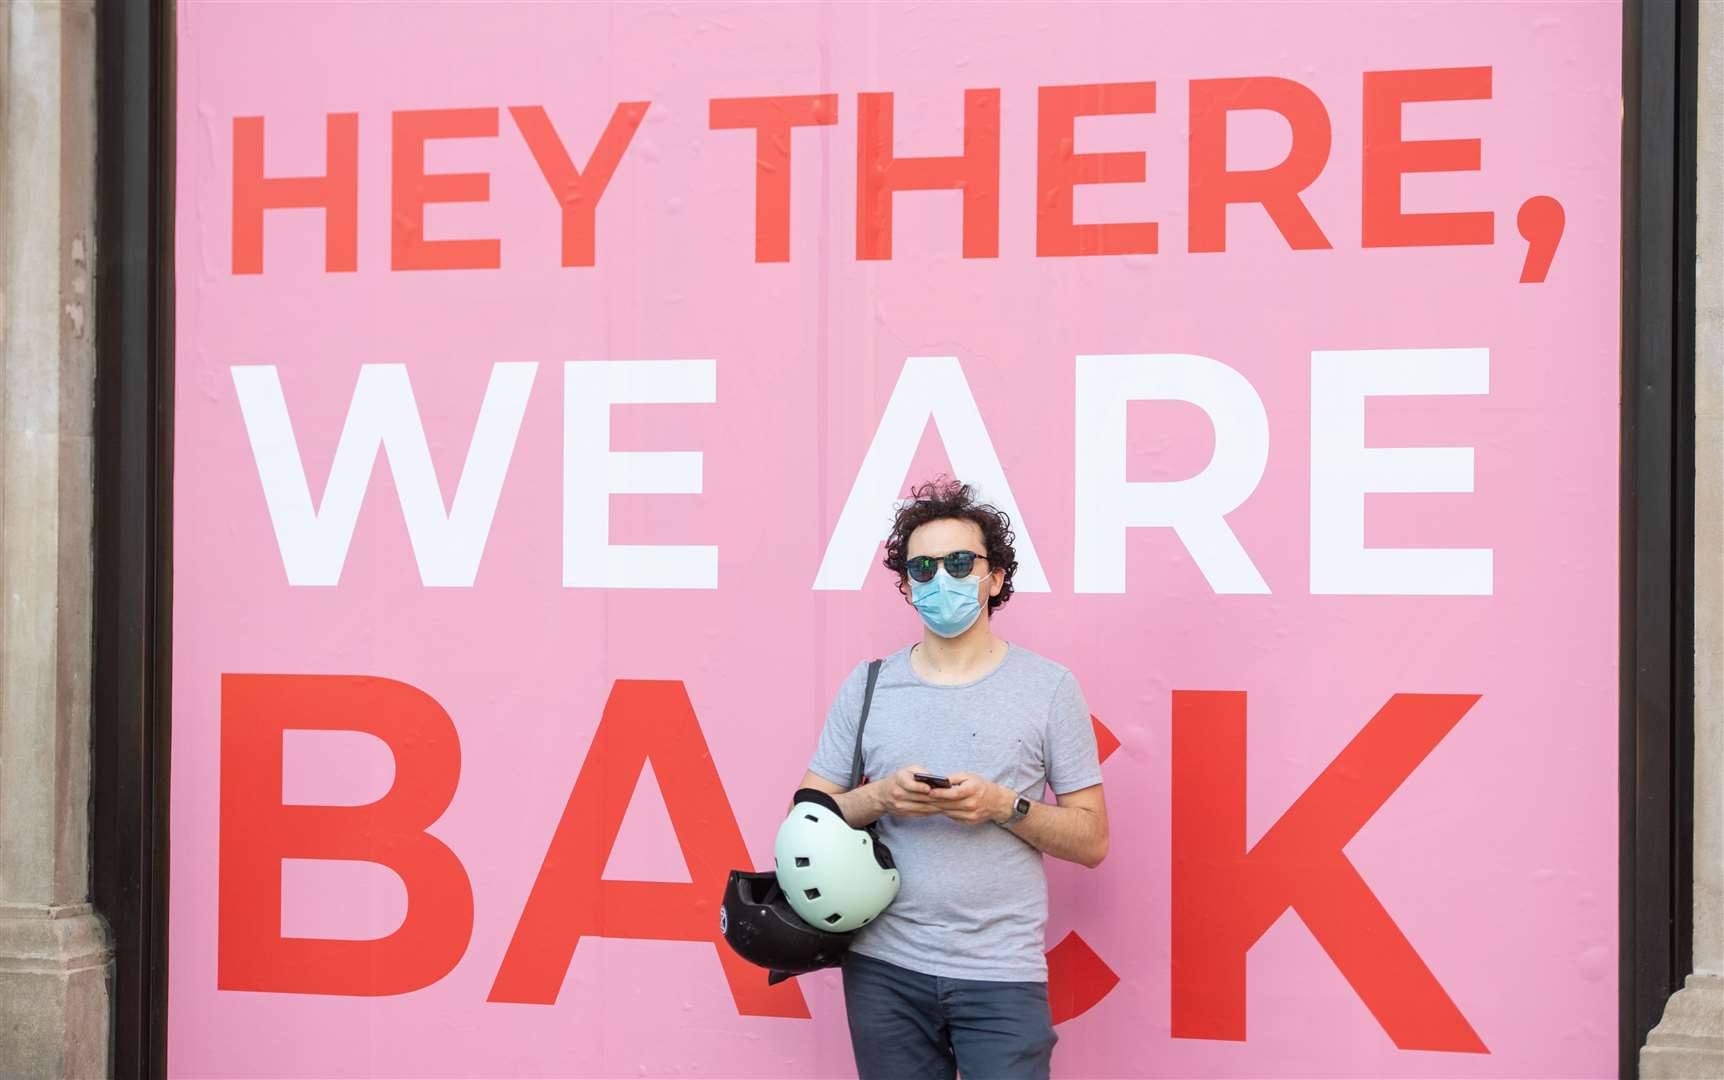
{"left": 998, "top": 794, "right": 1032, "bottom": 829}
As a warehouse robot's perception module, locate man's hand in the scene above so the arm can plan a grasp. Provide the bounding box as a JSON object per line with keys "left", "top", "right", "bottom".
{"left": 870, "top": 765, "right": 944, "bottom": 819}
{"left": 927, "top": 772, "right": 1012, "bottom": 826}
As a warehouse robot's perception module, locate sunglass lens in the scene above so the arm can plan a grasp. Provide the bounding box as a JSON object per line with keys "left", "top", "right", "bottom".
{"left": 947, "top": 552, "right": 976, "bottom": 577}
{"left": 907, "top": 557, "right": 936, "bottom": 582}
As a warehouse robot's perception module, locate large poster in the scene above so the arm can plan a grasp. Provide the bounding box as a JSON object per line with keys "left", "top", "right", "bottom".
{"left": 171, "top": 2, "right": 1624, "bottom": 1076}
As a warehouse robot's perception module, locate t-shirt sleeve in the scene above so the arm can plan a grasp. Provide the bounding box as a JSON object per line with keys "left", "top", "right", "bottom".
{"left": 1045, "top": 669, "right": 1103, "bottom": 795}
{"left": 806, "top": 661, "right": 867, "bottom": 788}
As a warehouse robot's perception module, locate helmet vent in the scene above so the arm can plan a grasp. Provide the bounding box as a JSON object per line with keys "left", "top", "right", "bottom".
{"left": 803, "top": 814, "right": 819, "bottom": 822}
{"left": 794, "top": 857, "right": 810, "bottom": 867}
{"left": 825, "top": 913, "right": 843, "bottom": 925}
{"left": 803, "top": 888, "right": 821, "bottom": 900}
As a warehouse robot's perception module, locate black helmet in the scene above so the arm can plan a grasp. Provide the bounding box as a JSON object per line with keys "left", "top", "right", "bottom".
{"left": 721, "top": 869, "right": 853, "bottom": 985}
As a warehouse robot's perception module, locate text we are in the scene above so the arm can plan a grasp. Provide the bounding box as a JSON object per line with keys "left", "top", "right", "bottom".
{"left": 230, "top": 348, "right": 1491, "bottom": 597}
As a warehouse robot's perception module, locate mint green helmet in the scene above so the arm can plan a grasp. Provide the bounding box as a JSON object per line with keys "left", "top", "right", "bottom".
{"left": 774, "top": 790, "right": 900, "bottom": 933}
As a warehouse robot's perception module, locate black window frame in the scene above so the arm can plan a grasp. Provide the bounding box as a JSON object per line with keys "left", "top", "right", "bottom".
{"left": 93, "top": 0, "right": 174, "bottom": 1075}
{"left": 91, "top": 2, "right": 1697, "bottom": 1077}
{"left": 1619, "top": 1, "right": 1699, "bottom": 1075}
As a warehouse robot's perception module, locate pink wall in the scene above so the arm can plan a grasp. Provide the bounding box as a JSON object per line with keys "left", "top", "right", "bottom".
{"left": 171, "top": 2, "right": 1623, "bottom": 1076}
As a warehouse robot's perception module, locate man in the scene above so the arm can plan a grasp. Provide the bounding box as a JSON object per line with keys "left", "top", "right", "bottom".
{"left": 799, "top": 477, "right": 1108, "bottom": 1080}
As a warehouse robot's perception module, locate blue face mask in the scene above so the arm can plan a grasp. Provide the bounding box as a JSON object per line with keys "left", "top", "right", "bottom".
{"left": 909, "top": 568, "right": 985, "bottom": 638}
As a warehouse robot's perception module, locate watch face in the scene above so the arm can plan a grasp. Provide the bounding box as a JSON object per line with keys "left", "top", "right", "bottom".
{"left": 1015, "top": 796, "right": 1032, "bottom": 816}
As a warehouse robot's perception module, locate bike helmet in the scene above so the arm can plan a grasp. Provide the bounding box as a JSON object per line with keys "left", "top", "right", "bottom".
{"left": 773, "top": 788, "right": 900, "bottom": 932}
{"left": 721, "top": 869, "right": 852, "bottom": 985}
{"left": 720, "top": 789, "right": 901, "bottom": 984}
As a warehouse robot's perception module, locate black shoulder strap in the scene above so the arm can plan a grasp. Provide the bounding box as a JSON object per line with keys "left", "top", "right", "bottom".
{"left": 848, "top": 659, "right": 883, "bottom": 790}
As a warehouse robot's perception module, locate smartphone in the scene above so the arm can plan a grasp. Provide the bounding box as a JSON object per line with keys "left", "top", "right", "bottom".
{"left": 912, "top": 771, "right": 953, "bottom": 789}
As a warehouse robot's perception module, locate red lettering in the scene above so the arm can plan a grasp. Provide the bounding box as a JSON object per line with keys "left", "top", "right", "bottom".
{"left": 1189, "top": 77, "right": 1332, "bottom": 253}
{"left": 232, "top": 114, "right": 358, "bottom": 274}
{"left": 1036, "top": 82, "right": 1158, "bottom": 257}
{"left": 709, "top": 95, "right": 838, "bottom": 263}
{"left": 489, "top": 680, "right": 806, "bottom": 1017}
{"left": 1362, "top": 67, "right": 1494, "bottom": 248}
{"left": 1048, "top": 931, "right": 1121, "bottom": 1025}
{"left": 1091, "top": 714, "right": 1120, "bottom": 764}
{"left": 1517, "top": 194, "right": 1565, "bottom": 283}
{"left": 856, "top": 89, "right": 1000, "bottom": 260}
{"left": 391, "top": 107, "right": 501, "bottom": 271}
{"left": 217, "top": 674, "right": 473, "bottom": 995}
{"left": 511, "top": 103, "right": 650, "bottom": 268}
{"left": 1043, "top": 715, "right": 1126, "bottom": 1024}
{"left": 1171, "top": 690, "right": 1486, "bottom": 1052}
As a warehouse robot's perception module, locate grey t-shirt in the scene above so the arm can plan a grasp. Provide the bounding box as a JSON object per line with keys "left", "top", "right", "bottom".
{"left": 806, "top": 641, "right": 1103, "bottom": 982}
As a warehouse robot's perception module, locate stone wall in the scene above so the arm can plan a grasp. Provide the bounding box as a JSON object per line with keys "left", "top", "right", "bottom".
{"left": 0, "top": 2, "right": 111, "bottom": 1077}
{"left": 1640, "top": 1, "right": 1724, "bottom": 1077}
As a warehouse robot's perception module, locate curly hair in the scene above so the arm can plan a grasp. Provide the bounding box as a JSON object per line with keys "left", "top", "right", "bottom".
{"left": 881, "top": 476, "right": 1018, "bottom": 615}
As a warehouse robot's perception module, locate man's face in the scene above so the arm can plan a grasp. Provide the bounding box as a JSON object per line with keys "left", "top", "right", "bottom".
{"left": 903, "top": 517, "right": 1004, "bottom": 616}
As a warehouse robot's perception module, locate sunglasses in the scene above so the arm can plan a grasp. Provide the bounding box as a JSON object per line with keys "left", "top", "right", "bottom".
{"left": 905, "top": 550, "right": 987, "bottom": 583}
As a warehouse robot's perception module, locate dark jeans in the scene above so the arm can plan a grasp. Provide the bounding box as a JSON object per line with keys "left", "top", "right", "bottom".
{"left": 841, "top": 951, "right": 1057, "bottom": 1080}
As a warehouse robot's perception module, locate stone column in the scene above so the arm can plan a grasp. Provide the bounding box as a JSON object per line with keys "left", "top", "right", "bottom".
{"left": 0, "top": 2, "right": 111, "bottom": 1077}
{"left": 1641, "top": 1, "right": 1724, "bottom": 1076}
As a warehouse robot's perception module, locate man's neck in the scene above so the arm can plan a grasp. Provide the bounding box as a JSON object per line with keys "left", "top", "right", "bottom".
{"left": 911, "top": 621, "right": 1005, "bottom": 683}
